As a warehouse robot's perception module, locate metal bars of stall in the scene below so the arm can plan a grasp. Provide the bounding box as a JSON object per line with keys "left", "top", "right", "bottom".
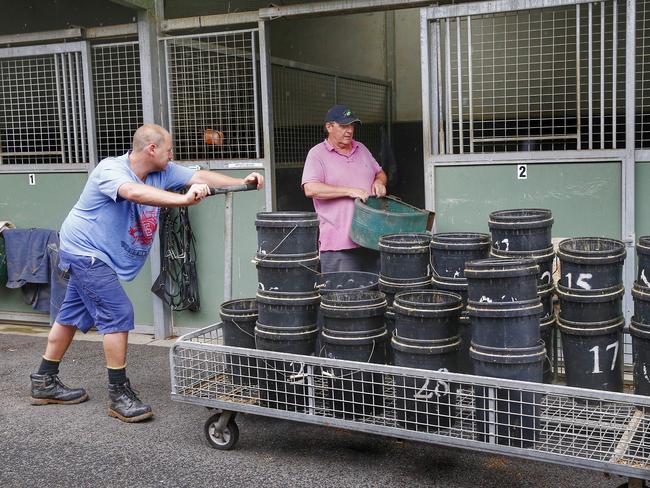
{"left": 162, "top": 29, "right": 261, "bottom": 165}
{"left": 271, "top": 59, "right": 391, "bottom": 169}
{"left": 91, "top": 41, "right": 143, "bottom": 160}
{"left": 0, "top": 48, "right": 90, "bottom": 167}
{"left": 431, "top": 0, "right": 624, "bottom": 154}
{"left": 638, "top": 0, "right": 650, "bottom": 148}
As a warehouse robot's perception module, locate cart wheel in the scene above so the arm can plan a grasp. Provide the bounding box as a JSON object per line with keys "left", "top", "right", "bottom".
{"left": 204, "top": 413, "right": 239, "bottom": 450}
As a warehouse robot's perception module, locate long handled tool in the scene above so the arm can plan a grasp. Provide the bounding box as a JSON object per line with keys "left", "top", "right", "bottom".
{"left": 209, "top": 182, "right": 258, "bottom": 302}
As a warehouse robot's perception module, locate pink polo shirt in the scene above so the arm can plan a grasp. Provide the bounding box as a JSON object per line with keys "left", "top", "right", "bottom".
{"left": 301, "top": 139, "right": 382, "bottom": 252}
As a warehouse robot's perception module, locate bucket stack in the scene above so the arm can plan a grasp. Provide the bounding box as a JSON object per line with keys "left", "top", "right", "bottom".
{"left": 219, "top": 298, "right": 258, "bottom": 386}
{"left": 253, "top": 211, "right": 320, "bottom": 411}
{"left": 488, "top": 208, "right": 555, "bottom": 382}
{"left": 378, "top": 233, "right": 433, "bottom": 339}
{"left": 466, "top": 257, "right": 544, "bottom": 447}
{"left": 429, "top": 232, "right": 491, "bottom": 373}
{"left": 556, "top": 237, "right": 626, "bottom": 393}
{"left": 320, "top": 290, "right": 388, "bottom": 419}
{"left": 391, "top": 290, "right": 463, "bottom": 432}
{"left": 632, "top": 236, "right": 650, "bottom": 420}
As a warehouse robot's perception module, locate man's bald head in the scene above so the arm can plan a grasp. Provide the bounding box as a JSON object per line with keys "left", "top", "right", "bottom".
{"left": 132, "top": 124, "right": 171, "bottom": 152}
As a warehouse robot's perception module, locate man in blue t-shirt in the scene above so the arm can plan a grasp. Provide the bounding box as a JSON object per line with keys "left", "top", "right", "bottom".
{"left": 30, "top": 124, "right": 264, "bottom": 423}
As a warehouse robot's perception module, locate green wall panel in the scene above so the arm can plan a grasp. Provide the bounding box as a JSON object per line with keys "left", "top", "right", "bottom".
{"left": 636, "top": 162, "right": 650, "bottom": 239}
{"left": 0, "top": 170, "right": 265, "bottom": 331}
{"left": 171, "top": 170, "right": 266, "bottom": 329}
{"left": 434, "top": 163, "right": 622, "bottom": 239}
{"left": 0, "top": 173, "right": 87, "bottom": 314}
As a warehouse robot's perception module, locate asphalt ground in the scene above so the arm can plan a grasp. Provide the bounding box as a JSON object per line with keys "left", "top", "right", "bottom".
{"left": 0, "top": 329, "right": 632, "bottom": 488}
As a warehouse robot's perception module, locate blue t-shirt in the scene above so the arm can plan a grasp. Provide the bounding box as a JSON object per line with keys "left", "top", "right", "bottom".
{"left": 59, "top": 152, "right": 195, "bottom": 281}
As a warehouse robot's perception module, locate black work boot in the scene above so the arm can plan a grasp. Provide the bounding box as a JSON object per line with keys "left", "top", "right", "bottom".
{"left": 107, "top": 379, "right": 153, "bottom": 423}
{"left": 30, "top": 373, "right": 89, "bottom": 405}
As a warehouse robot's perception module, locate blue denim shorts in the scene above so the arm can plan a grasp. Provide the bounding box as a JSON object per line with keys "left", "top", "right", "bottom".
{"left": 56, "top": 251, "right": 134, "bottom": 334}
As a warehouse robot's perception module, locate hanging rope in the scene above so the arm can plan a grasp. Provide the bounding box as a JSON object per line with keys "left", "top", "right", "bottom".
{"left": 151, "top": 204, "right": 200, "bottom": 312}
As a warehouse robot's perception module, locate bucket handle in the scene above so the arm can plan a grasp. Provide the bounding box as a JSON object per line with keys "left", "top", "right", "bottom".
{"left": 320, "top": 338, "right": 378, "bottom": 380}
{"left": 230, "top": 319, "right": 256, "bottom": 339}
{"left": 255, "top": 224, "right": 299, "bottom": 262}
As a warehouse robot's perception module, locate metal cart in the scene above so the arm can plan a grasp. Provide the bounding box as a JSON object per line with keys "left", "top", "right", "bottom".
{"left": 171, "top": 184, "right": 649, "bottom": 484}
{"left": 170, "top": 323, "right": 650, "bottom": 483}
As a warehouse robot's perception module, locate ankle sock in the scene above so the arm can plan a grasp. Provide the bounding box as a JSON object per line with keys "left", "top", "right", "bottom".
{"left": 107, "top": 366, "right": 127, "bottom": 385}
{"left": 37, "top": 357, "right": 60, "bottom": 375}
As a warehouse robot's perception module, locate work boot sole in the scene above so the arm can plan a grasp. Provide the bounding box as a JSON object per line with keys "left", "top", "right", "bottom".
{"left": 108, "top": 408, "right": 154, "bottom": 423}
{"left": 30, "top": 393, "right": 89, "bottom": 406}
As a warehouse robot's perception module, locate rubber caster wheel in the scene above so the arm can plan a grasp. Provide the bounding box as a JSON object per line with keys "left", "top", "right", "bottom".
{"left": 204, "top": 412, "right": 239, "bottom": 450}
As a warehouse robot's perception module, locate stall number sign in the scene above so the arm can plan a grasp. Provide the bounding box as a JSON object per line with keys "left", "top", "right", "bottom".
{"left": 517, "top": 164, "right": 527, "bottom": 180}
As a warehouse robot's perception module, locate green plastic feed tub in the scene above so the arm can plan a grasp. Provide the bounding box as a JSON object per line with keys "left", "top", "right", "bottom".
{"left": 349, "top": 196, "right": 434, "bottom": 251}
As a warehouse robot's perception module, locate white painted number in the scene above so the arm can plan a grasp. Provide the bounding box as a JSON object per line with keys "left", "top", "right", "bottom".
{"left": 589, "top": 341, "right": 619, "bottom": 374}
{"left": 413, "top": 370, "right": 450, "bottom": 400}
{"left": 517, "top": 164, "right": 528, "bottom": 180}
{"left": 565, "top": 272, "right": 592, "bottom": 290}
{"left": 642, "top": 269, "right": 650, "bottom": 288}
{"left": 493, "top": 238, "right": 510, "bottom": 251}
{"left": 541, "top": 271, "right": 552, "bottom": 285}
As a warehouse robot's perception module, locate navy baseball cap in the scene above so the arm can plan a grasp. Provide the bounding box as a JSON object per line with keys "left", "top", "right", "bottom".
{"left": 324, "top": 105, "right": 361, "bottom": 125}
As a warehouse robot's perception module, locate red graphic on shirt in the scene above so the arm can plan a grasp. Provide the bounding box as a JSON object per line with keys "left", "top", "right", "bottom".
{"left": 128, "top": 209, "right": 159, "bottom": 246}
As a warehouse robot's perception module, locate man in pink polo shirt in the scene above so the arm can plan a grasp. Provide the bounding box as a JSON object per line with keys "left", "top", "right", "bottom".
{"left": 302, "top": 105, "right": 388, "bottom": 273}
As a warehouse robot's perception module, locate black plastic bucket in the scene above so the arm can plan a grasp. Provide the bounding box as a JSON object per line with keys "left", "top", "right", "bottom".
{"left": 254, "top": 325, "right": 318, "bottom": 411}
{"left": 320, "top": 290, "right": 387, "bottom": 334}
{"left": 557, "top": 237, "right": 626, "bottom": 290}
{"left": 540, "top": 316, "right": 555, "bottom": 383}
{"left": 465, "top": 258, "right": 539, "bottom": 303}
{"left": 558, "top": 317, "right": 624, "bottom": 392}
{"left": 632, "top": 284, "right": 650, "bottom": 324}
{"left": 316, "top": 271, "right": 379, "bottom": 295}
{"left": 393, "top": 290, "right": 462, "bottom": 342}
{"left": 637, "top": 236, "right": 650, "bottom": 285}
{"left": 429, "top": 232, "right": 491, "bottom": 279}
{"left": 255, "top": 252, "right": 320, "bottom": 292}
{"left": 431, "top": 275, "right": 468, "bottom": 306}
{"left": 468, "top": 298, "right": 542, "bottom": 349}
{"left": 255, "top": 211, "right": 319, "bottom": 256}
{"left": 379, "top": 233, "right": 432, "bottom": 281}
{"left": 385, "top": 307, "right": 396, "bottom": 337}
{"left": 219, "top": 298, "right": 258, "bottom": 386}
{"left": 322, "top": 329, "right": 388, "bottom": 419}
{"left": 256, "top": 290, "right": 319, "bottom": 328}
{"left": 630, "top": 320, "right": 650, "bottom": 396}
{"left": 458, "top": 313, "right": 472, "bottom": 374}
{"left": 538, "top": 282, "right": 555, "bottom": 321}
{"left": 392, "top": 336, "right": 460, "bottom": 432}
{"left": 490, "top": 245, "right": 555, "bottom": 288}
{"left": 379, "top": 276, "right": 432, "bottom": 308}
{"left": 488, "top": 208, "right": 553, "bottom": 252}
{"left": 556, "top": 284, "right": 624, "bottom": 324}
{"left": 471, "top": 342, "right": 545, "bottom": 447}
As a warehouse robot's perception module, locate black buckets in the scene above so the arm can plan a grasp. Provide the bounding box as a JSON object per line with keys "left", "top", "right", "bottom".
{"left": 320, "top": 290, "right": 389, "bottom": 419}
{"left": 632, "top": 237, "right": 650, "bottom": 397}
{"left": 220, "top": 299, "right": 258, "bottom": 386}
{"left": 391, "top": 290, "right": 462, "bottom": 432}
{"left": 252, "top": 211, "right": 321, "bottom": 411}
{"left": 488, "top": 209, "right": 556, "bottom": 383}
{"left": 557, "top": 237, "right": 626, "bottom": 392}
{"left": 466, "top": 257, "right": 544, "bottom": 447}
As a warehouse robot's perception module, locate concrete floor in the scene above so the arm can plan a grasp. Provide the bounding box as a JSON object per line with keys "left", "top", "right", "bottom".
{"left": 0, "top": 325, "right": 635, "bottom": 488}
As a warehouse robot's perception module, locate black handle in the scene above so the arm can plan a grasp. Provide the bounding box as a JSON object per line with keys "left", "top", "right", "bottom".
{"left": 209, "top": 182, "right": 258, "bottom": 195}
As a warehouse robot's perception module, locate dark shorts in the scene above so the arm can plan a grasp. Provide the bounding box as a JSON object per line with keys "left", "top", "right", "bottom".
{"left": 56, "top": 252, "right": 134, "bottom": 334}
{"left": 320, "top": 247, "right": 380, "bottom": 274}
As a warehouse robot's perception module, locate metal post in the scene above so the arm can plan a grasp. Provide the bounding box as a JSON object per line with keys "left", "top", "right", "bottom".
{"left": 79, "top": 41, "right": 97, "bottom": 167}
{"left": 224, "top": 192, "right": 234, "bottom": 302}
{"left": 258, "top": 20, "right": 276, "bottom": 211}
{"left": 138, "top": 0, "right": 171, "bottom": 340}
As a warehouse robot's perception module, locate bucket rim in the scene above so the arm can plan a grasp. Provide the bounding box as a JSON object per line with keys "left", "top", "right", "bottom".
{"left": 557, "top": 237, "right": 626, "bottom": 262}
{"left": 469, "top": 343, "right": 546, "bottom": 364}
{"left": 219, "top": 298, "right": 258, "bottom": 316}
{"left": 467, "top": 298, "right": 543, "bottom": 317}
{"left": 632, "top": 283, "right": 650, "bottom": 300}
{"left": 431, "top": 275, "right": 468, "bottom": 288}
{"left": 379, "top": 232, "right": 432, "bottom": 248}
{"left": 394, "top": 290, "right": 463, "bottom": 310}
{"left": 557, "top": 316, "right": 625, "bottom": 334}
{"left": 488, "top": 208, "right": 554, "bottom": 227}
{"left": 637, "top": 236, "right": 650, "bottom": 254}
{"left": 465, "top": 258, "right": 539, "bottom": 277}
{"left": 254, "top": 324, "right": 318, "bottom": 338}
{"left": 255, "top": 211, "right": 318, "bottom": 221}
{"left": 556, "top": 284, "right": 624, "bottom": 301}
{"left": 256, "top": 289, "right": 320, "bottom": 302}
{"left": 391, "top": 335, "right": 461, "bottom": 353}
{"left": 321, "top": 328, "right": 389, "bottom": 343}
{"left": 490, "top": 245, "right": 555, "bottom": 260}
{"left": 630, "top": 320, "right": 650, "bottom": 339}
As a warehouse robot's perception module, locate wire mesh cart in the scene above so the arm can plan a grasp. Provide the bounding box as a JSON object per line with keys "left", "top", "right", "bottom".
{"left": 170, "top": 322, "right": 650, "bottom": 481}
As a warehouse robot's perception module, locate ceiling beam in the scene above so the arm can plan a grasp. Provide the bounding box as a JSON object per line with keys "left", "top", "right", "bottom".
{"left": 109, "top": 0, "right": 154, "bottom": 11}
